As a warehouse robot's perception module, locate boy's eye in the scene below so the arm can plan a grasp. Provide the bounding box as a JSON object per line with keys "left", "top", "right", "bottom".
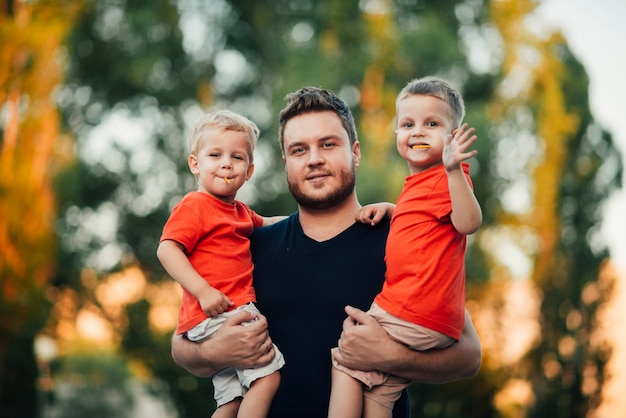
{"left": 402, "top": 122, "right": 413, "bottom": 128}
{"left": 427, "top": 121, "right": 438, "bottom": 127}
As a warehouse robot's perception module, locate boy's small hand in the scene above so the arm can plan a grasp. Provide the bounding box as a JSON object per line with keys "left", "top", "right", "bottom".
{"left": 443, "top": 123, "right": 478, "bottom": 172}
{"left": 197, "top": 286, "right": 234, "bottom": 317}
{"left": 356, "top": 202, "right": 395, "bottom": 226}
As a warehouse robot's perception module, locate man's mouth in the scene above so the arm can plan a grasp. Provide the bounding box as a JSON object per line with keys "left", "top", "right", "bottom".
{"left": 306, "top": 171, "right": 331, "bottom": 181}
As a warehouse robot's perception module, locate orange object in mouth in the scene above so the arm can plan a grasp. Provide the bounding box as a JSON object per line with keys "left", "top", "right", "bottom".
{"left": 223, "top": 177, "right": 231, "bottom": 184}
{"left": 411, "top": 144, "right": 431, "bottom": 149}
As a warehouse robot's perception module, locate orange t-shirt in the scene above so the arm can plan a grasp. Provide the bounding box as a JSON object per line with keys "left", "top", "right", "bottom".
{"left": 374, "top": 163, "right": 471, "bottom": 340}
{"left": 160, "top": 192, "right": 264, "bottom": 334}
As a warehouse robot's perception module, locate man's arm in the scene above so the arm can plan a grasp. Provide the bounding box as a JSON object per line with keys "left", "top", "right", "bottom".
{"left": 171, "top": 310, "right": 275, "bottom": 377}
{"left": 334, "top": 307, "right": 481, "bottom": 383}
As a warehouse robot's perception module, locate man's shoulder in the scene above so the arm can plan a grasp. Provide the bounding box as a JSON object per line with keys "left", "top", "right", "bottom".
{"left": 351, "top": 216, "right": 391, "bottom": 238}
{"left": 251, "top": 212, "right": 296, "bottom": 238}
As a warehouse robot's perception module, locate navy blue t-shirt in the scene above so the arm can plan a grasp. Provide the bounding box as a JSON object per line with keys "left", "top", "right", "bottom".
{"left": 251, "top": 213, "right": 409, "bottom": 418}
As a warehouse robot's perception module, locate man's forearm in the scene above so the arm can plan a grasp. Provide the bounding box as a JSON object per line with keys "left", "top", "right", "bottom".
{"left": 171, "top": 333, "right": 223, "bottom": 378}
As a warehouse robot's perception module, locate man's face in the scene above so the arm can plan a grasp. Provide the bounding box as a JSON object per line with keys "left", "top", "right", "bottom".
{"left": 282, "top": 111, "right": 360, "bottom": 210}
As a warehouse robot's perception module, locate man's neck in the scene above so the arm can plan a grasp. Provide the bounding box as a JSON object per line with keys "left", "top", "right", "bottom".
{"left": 298, "top": 193, "right": 361, "bottom": 242}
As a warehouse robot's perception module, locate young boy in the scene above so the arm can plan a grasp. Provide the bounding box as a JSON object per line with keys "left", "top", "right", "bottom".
{"left": 329, "top": 77, "right": 482, "bottom": 418}
{"left": 157, "top": 110, "right": 285, "bottom": 418}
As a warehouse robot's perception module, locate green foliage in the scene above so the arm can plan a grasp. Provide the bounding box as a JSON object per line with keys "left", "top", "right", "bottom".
{"left": 49, "top": 352, "right": 134, "bottom": 418}
{"left": 0, "top": 319, "right": 45, "bottom": 418}
{"left": 121, "top": 299, "right": 215, "bottom": 418}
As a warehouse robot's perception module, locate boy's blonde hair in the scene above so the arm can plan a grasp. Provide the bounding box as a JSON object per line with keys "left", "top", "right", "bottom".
{"left": 396, "top": 76, "right": 465, "bottom": 128}
{"left": 189, "top": 110, "right": 260, "bottom": 161}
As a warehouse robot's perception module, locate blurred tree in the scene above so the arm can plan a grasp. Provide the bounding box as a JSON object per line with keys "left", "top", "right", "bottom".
{"left": 0, "top": 0, "right": 81, "bottom": 415}
{"left": 45, "top": 0, "right": 622, "bottom": 417}
{"left": 483, "top": 0, "right": 623, "bottom": 417}
{"left": 49, "top": 352, "right": 134, "bottom": 418}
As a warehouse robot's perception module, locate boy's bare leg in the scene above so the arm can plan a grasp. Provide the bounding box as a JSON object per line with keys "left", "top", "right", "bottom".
{"left": 211, "top": 398, "right": 241, "bottom": 418}
{"left": 328, "top": 367, "right": 363, "bottom": 418}
{"left": 237, "top": 371, "right": 281, "bottom": 418}
{"left": 363, "top": 396, "right": 392, "bottom": 418}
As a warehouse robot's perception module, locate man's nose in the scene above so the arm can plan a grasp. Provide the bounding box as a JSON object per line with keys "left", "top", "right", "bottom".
{"left": 308, "top": 148, "right": 325, "bottom": 165}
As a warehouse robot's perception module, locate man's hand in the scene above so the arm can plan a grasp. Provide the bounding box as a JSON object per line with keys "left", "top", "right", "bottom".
{"left": 334, "top": 305, "right": 395, "bottom": 371}
{"left": 335, "top": 306, "right": 482, "bottom": 383}
{"left": 171, "top": 310, "right": 274, "bottom": 377}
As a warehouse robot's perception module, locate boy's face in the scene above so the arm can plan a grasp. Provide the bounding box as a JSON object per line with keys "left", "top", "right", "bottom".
{"left": 188, "top": 127, "right": 254, "bottom": 203}
{"left": 396, "top": 94, "right": 454, "bottom": 175}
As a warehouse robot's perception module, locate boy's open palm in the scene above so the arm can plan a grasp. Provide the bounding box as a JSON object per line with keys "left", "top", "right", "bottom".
{"left": 443, "top": 123, "right": 478, "bottom": 172}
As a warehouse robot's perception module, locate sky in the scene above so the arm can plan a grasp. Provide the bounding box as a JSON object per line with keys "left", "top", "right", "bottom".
{"left": 537, "top": 0, "right": 626, "bottom": 268}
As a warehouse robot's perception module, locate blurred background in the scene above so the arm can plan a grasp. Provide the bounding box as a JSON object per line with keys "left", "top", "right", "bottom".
{"left": 1, "top": 0, "right": 625, "bottom": 417}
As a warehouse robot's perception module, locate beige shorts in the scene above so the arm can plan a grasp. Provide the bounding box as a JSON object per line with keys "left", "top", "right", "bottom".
{"left": 187, "top": 303, "right": 285, "bottom": 407}
{"left": 332, "top": 302, "right": 455, "bottom": 410}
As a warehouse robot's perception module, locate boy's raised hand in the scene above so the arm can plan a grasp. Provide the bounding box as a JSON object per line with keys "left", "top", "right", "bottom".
{"left": 443, "top": 123, "right": 478, "bottom": 172}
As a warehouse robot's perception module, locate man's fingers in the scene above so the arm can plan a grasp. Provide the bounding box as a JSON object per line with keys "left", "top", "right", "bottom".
{"left": 344, "top": 305, "right": 370, "bottom": 325}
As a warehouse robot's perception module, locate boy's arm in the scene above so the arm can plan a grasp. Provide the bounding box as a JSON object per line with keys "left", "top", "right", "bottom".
{"left": 443, "top": 124, "right": 482, "bottom": 235}
{"left": 156, "top": 239, "right": 233, "bottom": 317}
{"left": 447, "top": 169, "right": 482, "bottom": 234}
{"left": 335, "top": 307, "right": 481, "bottom": 383}
{"left": 261, "top": 215, "right": 288, "bottom": 227}
{"left": 356, "top": 202, "right": 396, "bottom": 226}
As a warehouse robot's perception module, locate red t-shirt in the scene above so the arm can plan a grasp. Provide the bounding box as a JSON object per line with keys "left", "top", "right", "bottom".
{"left": 160, "top": 192, "right": 263, "bottom": 334}
{"left": 374, "top": 163, "right": 471, "bottom": 340}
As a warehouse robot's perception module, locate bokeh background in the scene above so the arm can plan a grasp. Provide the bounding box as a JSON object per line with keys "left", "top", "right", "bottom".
{"left": 1, "top": 0, "right": 625, "bottom": 417}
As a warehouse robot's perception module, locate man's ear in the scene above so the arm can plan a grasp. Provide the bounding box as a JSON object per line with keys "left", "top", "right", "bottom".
{"left": 352, "top": 141, "right": 361, "bottom": 168}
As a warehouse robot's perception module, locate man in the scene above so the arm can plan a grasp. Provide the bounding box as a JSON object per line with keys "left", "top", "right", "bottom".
{"left": 171, "top": 87, "right": 481, "bottom": 417}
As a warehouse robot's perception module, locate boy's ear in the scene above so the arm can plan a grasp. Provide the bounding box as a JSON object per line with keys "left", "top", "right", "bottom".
{"left": 188, "top": 154, "right": 199, "bottom": 175}
{"left": 246, "top": 162, "right": 255, "bottom": 180}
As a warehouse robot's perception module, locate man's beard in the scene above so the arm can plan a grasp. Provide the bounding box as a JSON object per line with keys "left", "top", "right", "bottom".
{"left": 287, "top": 164, "right": 356, "bottom": 211}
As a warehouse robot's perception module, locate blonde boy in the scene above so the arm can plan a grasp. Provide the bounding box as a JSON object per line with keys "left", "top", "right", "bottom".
{"left": 157, "top": 110, "right": 285, "bottom": 418}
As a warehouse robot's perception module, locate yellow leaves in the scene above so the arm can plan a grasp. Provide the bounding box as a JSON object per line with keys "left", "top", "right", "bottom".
{"left": 358, "top": 0, "right": 397, "bottom": 170}
{"left": 489, "top": 0, "right": 579, "bottom": 278}
{"left": 0, "top": 1, "right": 82, "bottom": 321}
